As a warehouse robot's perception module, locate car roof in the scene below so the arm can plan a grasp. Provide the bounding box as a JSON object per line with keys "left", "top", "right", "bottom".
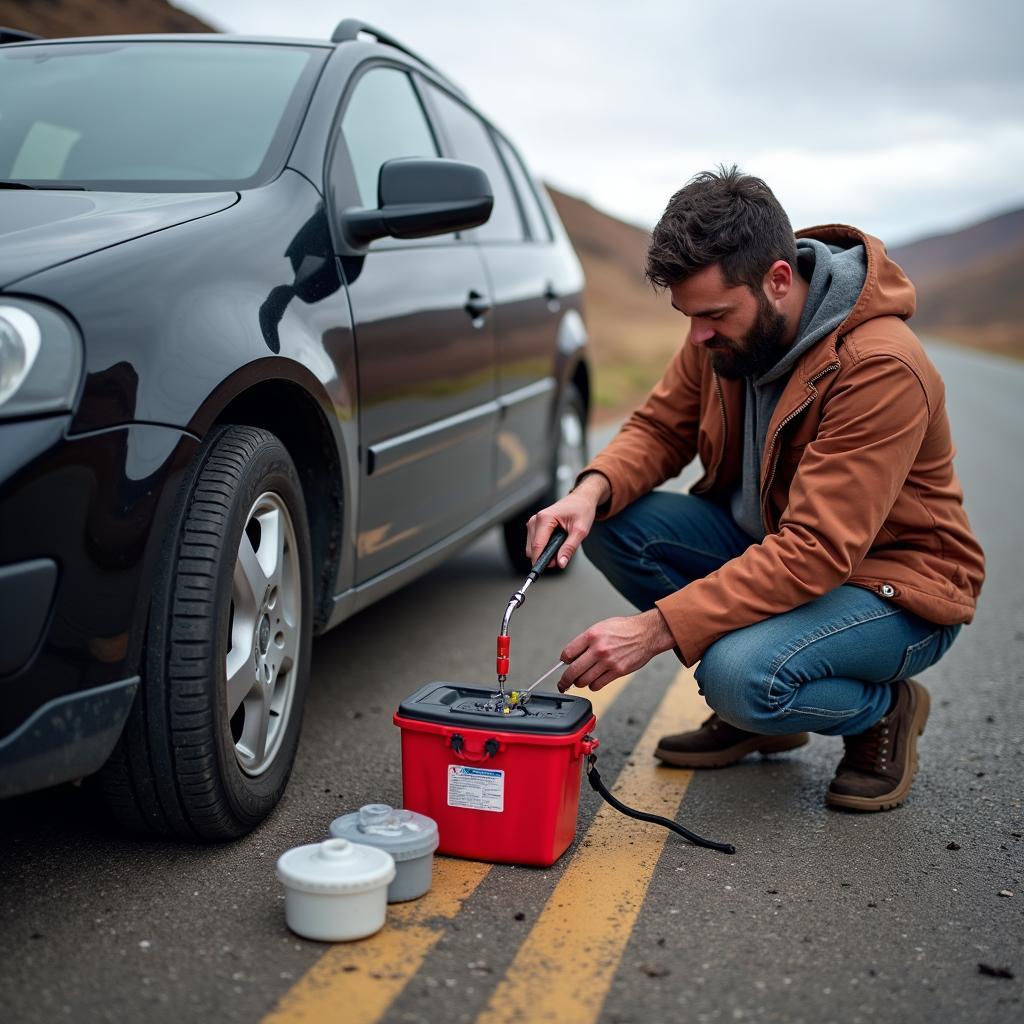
{"left": 0, "top": 33, "right": 334, "bottom": 49}
{"left": 0, "top": 26, "right": 468, "bottom": 99}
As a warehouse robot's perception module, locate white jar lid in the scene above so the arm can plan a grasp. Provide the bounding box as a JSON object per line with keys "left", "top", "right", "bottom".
{"left": 276, "top": 838, "right": 396, "bottom": 895}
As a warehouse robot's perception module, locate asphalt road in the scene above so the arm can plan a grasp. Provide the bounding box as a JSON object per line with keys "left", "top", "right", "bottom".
{"left": 2, "top": 340, "right": 1021, "bottom": 1024}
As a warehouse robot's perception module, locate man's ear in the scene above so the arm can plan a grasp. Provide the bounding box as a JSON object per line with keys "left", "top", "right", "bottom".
{"left": 763, "top": 259, "right": 794, "bottom": 301}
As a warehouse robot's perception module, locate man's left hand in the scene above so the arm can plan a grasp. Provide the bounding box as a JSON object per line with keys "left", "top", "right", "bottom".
{"left": 557, "top": 609, "right": 677, "bottom": 693}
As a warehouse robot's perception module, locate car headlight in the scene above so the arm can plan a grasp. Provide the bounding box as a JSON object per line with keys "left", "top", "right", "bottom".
{"left": 0, "top": 300, "right": 83, "bottom": 419}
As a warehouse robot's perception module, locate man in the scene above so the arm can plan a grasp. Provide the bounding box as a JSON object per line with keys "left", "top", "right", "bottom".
{"left": 527, "top": 167, "right": 985, "bottom": 812}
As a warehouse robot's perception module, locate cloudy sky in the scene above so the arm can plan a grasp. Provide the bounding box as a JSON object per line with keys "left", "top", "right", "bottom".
{"left": 177, "top": 0, "right": 1024, "bottom": 244}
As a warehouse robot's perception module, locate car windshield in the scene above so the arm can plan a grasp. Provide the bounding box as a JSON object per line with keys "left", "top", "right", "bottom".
{"left": 0, "top": 41, "right": 325, "bottom": 190}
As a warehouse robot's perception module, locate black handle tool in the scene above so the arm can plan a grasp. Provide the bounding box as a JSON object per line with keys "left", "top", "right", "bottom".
{"left": 495, "top": 527, "right": 568, "bottom": 696}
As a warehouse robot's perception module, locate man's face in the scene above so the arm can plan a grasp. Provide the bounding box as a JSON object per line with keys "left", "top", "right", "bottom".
{"left": 669, "top": 264, "right": 788, "bottom": 379}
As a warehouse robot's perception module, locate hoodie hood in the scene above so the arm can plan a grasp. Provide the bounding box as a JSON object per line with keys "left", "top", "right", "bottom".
{"left": 796, "top": 224, "right": 916, "bottom": 336}
{"left": 730, "top": 225, "right": 909, "bottom": 540}
{"left": 756, "top": 236, "right": 866, "bottom": 387}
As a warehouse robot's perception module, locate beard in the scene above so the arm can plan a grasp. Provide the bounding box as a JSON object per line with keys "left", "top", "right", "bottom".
{"left": 708, "top": 292, "right": 788, "bottom": 380}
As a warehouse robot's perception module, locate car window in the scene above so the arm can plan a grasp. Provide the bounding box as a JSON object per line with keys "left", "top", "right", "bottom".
{"left": 0, "top": 42, "right": 322, "bottom": 189}
{"left": 424, "top": 85, "right": 524, "bottom": 243}
{"left": 341, "top": 66, "right": 439, "bottom": 209}
{"left": 493, "top": 133, "right": 552, "bottom": 243}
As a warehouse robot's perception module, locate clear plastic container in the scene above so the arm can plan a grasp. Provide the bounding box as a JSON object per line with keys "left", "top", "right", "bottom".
{"left": 329, "top": 804, "right": 439, "bottom": 902}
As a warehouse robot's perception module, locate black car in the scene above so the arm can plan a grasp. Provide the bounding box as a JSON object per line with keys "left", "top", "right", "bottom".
{"left": 0, "top": 21, "right": 590, "bottom": 838}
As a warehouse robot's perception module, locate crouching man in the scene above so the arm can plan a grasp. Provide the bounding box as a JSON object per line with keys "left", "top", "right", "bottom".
{"left": 528, "top": 166, "right": 984, "bottom": 811}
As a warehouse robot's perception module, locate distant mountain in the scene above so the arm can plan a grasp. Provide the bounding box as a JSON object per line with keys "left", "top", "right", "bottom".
{"left": 889, "top": 208, "right": 1024, "bottom": 360}
{"left": 0, "top": 0, "right": 212, "bottom": 37}
{"left": 888, "top": 209, "right": 1024, "bottom": 283}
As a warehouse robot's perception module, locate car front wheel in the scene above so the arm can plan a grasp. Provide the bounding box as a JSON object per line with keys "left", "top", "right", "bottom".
{"left": 101, "top": 425, "right": 313, "bottom": 839}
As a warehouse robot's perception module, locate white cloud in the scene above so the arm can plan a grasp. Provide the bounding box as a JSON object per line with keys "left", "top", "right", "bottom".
{"left": 176, "top": 0, "right": 1024, "bottom": 242}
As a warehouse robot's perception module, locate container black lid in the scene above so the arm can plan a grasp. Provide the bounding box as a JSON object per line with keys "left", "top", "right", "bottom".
{"left": 396, "top": 682, "right": 594, "bottom": 735}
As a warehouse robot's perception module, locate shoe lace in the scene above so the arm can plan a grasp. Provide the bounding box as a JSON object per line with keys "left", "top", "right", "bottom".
{"left": 839, "top": 719, "right": 891, "bottom": 773}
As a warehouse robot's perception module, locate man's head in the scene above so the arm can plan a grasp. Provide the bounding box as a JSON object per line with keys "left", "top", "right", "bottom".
{"left": 646, "top": 166, "right": 803, "bottom": 379}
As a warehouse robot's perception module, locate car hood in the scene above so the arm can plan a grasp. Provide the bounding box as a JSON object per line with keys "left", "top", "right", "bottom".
{"left": 0, "top": 189, "right": 240, "bottom": 289}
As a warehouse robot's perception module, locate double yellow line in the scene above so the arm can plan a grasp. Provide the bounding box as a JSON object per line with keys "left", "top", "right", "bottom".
{"left": 264, "top": 666, "right": 708, "bottom": 1024}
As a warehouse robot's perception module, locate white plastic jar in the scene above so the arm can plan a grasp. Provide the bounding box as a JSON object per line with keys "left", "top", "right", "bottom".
{"left": 276, "top": 838, "right": 395, "bottom": 941}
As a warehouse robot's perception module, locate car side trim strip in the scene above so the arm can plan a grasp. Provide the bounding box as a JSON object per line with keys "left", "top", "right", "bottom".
{"left": 367, "top": 399, "right": 499, "bottom": 476}
{"left": 497, "top": 376, "right": 556, "bottom": 412}
{"left": 325, "top": 470, "right": 550, "bottom": 630}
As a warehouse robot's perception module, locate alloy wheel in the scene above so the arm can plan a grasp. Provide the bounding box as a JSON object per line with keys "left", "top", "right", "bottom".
{"left": 554, "top": 406, "right": 586, "bottom": 498}
{"left": 226, "top": 491, "right": 301, "bottom": 776}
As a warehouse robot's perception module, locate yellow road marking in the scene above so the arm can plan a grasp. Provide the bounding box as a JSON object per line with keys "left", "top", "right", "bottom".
{"left": 261, "top": 675, "right": 634, "bottom": 1024}
{"left": 474, "top": 665, "right": 708, "bottom": 1024}
{"left": 262, "top": 857, "right": 489, "bottom": 1024}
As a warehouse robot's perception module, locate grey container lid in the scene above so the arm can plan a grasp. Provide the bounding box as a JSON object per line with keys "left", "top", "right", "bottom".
{"left": 329, "top": 804, "right": 439, "bottom": 862}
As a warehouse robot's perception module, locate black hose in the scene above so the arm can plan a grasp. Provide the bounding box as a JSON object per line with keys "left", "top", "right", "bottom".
{"left": 585, "top": 754, "right": 736, "bottom": 855}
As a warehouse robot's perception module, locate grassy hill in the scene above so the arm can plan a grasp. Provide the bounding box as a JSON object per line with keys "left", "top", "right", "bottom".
{"left": 546, "top": 188, "right": 682, "bottom": 420}
{"left": 0, "top": 0, "right": 210, "bottom": 36}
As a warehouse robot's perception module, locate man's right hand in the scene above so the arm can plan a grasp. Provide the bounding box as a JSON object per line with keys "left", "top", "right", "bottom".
{"left": 526, "top": 472, "right": 610, "bottom": 568}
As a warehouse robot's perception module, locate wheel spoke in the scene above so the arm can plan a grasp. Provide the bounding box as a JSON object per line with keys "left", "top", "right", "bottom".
{"left": 238, "top": 688, "right": 272, "bottom": 767}
{"left": 256, "top": 507, "right": 284, "bottom": 587}
{"left": 251, "top": 693, "right": 272, "bottom": 765}
{"left": 225, "top": 647, "right": 256, "bottom": 718}
{"left": 235, "top": 532, "right": 267, "bottom": 611}
{"left": 275, "top": 619, "right": 299, "bottom": 674}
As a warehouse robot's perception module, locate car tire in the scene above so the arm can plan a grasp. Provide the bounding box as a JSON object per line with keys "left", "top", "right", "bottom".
{"left": 502, "top": 383, "right": 588, "bottom": 576}
{"left": 100, "top": 425, "right": 313, "bottom": 839}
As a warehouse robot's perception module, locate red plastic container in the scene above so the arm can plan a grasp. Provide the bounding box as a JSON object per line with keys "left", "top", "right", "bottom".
{"left": 394, "top": 682, "right": 598, "bottom": 867}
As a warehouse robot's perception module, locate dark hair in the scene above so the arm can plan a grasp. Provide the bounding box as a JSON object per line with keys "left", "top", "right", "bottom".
{"left": 645, "top": 165, "right": 797, "bottom": 291}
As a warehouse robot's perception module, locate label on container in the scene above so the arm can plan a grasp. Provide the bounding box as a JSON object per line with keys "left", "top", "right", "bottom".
{"left": 447, "top": 765, "right": 505, "bottom": 813}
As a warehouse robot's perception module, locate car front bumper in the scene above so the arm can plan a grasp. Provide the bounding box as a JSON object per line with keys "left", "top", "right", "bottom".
{"left": 0, "top": 415, "right": 200, "bottom": 796}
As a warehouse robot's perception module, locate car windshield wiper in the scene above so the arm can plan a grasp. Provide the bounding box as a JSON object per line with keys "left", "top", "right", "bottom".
{"left": 0, "top": 181, "right": 88, "bottom": 190}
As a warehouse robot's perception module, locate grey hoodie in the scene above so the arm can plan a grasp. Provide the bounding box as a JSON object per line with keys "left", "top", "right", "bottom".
{"left": 729, "top": 238, "right": 868, "bottom": 540}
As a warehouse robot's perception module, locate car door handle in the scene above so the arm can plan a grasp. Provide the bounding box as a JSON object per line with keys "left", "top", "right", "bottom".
{"left": 544, "top": 281, "right": 561, "bottom": 311}
{"left": 464, "top": 290, "right": 492, "bottom": 321}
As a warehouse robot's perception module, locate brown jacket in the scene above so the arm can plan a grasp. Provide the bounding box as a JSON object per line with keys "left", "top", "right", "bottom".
{"left": 583, "top": 225, "right": 985, "bottom": 666}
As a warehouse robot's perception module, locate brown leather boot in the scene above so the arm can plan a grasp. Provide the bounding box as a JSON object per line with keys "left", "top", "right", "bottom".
{"left": 826, "top": 678, "right": 931, "bottom": 812}
{"left": 654, "top": 712, "right": 809, "bottom": 768}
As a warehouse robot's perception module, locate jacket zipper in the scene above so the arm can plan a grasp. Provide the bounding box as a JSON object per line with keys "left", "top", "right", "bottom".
{"left": 695, "top": 372, "right": 729, "bottom": 494}
{"left": 760, "top": 361, "right": 841, "bottom": 532}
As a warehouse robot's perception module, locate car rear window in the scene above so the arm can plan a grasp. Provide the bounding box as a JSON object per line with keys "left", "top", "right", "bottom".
{"left": 0, "top": 41, "right": 324, "bottom": 189}
{"left": 493, "top": 133, "right": 552, "bottom": 243}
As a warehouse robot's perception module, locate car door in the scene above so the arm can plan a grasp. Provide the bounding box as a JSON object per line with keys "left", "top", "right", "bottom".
{"left": 328, "top": 64, "right": 498, "bottom": 581}
{"left": 422, "top": 83, "right": 562, "bottom": 506}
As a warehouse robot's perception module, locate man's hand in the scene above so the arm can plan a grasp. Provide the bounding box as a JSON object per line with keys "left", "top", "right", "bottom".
{"left": 526, "top": 472, "right": 610, "bottom": 569}
{"left": 557, "top": 609, "right": 676, "bottom": 693}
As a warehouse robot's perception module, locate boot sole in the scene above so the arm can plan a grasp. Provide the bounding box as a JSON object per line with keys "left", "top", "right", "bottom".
{"left": 654, "top": 732, "right": 809, "bottom": 768}
{"left": 825, "top": 679, "right": 931, "bottom": 812}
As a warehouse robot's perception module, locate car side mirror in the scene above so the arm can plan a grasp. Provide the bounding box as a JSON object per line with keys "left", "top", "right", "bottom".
{"left": 342, "top": 157, "right": 493, "bottom": 246}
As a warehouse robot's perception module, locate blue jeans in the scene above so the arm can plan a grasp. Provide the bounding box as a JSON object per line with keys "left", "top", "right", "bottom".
{"left": 582, "top": 492, "right": 961, "bottom": 737}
